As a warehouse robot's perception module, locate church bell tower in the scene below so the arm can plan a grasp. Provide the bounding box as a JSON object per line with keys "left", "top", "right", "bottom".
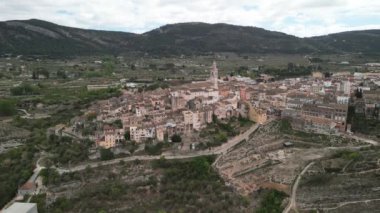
{"left": 210, "top": 61, "right": 218, "bottom": 89}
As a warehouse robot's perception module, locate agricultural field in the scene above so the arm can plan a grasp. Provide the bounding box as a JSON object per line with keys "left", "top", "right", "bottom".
{"left": 297, "top": 147, "right": 380, "bottom": 212}
{"left": 214, "top": 120, "right": 368, "bottom": 199}
{"left": 0, "top": 53, "right": 368, "bottom": 85}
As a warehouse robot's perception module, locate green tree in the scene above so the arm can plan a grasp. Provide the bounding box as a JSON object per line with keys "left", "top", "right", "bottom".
{"left": 0, "top": 99, "right": 17, "bottom": 116}
{"left": 214, "top": 132, "right": 227, "bottom": 143}
{"left": 40, "top": 168, "right": 60, "bottom": 185}
{"left": 257, "top": 190, "right": 287, "bottom": 213}
{"left": 100, "top": 148, "right": 114, "bottom": 161}
{"left": 56, "top": 70, "right": 67, "bottom": 79}
{"left": 103, "top": 61, "right": 115, "bottom": 73}
{"left": 113, "top": 119, "right": 123, "bottom": 128}
{"left": 192, "top": 157, "right": 211, "bottom": 178}
{"left": 124, "top": 131, "right": 130, "bottom": 141}
{"left": 32, "top": 71, "right": 37, "bottom": 79}
{"left": 212, "top": 114, "right": 218, "bottom": 123}
{"left": 171, "top": 134, "right": 182, "bottom": 143}
{"left": 145, "top": 142, "right": 163, "bottom": 155}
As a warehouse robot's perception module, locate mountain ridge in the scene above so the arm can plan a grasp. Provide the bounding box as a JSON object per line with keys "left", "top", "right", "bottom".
{"left": 0, "top": 19, "right": 379, "bottom": 56}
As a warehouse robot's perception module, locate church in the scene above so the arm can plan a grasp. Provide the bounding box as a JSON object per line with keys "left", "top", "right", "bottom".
{"left": 170, "top": 61, "right": 220, "bottom": 110}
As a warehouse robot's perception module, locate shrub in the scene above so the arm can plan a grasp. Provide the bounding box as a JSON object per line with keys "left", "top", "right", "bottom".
{"left": 145, "top": 142, "right": 164, "bottom": 155}
{"left": 257, "top": 190, "right": 287, "bottom": 213}
{"left": 279, "top": 119, "right": 292, "bottom": 133}
{"left": 112, "top": 119, "right": 123, "bottom": 128}
{"left": 334, "top": 150, "right": 361, "bottom": 160}
{"left": 0, "top": 99, "right": 17, "bottom": 116}
{"left": 10, "top": 83, "right": 40, "bottom": 96}
{"left": 100, "top": 148, "right": 114, "bottom": 161}
{"left": 214, "top": 132, "right": 227, "bottom": 143}
{"left": 40, "top": 168, "right": 60, "bottom": 185}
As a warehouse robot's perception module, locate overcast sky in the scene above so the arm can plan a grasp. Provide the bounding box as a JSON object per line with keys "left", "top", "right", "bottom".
{"left": 1, "top": 0, "right": 379, "bottom": 37}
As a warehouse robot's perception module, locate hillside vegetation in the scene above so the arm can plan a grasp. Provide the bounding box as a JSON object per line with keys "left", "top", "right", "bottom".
{"left": 1, "top": 19, "right": 380, "bottom": 56}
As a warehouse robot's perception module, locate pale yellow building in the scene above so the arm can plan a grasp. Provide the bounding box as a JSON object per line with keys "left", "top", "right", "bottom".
{"left": 312, "top": 71, "right": 323, "bottom": 79}
{"left": 248, "top": 103, "right": 267, "bottom": 124}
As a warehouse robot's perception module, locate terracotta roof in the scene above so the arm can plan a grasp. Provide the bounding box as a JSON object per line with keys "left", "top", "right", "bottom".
{"left": 103, "top": 124, "right": 115, "bottom": 131}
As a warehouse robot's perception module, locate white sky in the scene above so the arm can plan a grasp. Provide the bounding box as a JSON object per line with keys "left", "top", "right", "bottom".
{"left": 0, "top": 0, "right": 379, "bottom": 37}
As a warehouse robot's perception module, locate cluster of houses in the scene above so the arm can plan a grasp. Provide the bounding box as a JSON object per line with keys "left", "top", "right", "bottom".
{"left": 91, "top": 62, "right": 248, "bottom": 148}
{"left": 51, "top": 62, "right": 380, "bottom": 149}
{"left": 281, "top": 71, "right": 380, "bottom": 134}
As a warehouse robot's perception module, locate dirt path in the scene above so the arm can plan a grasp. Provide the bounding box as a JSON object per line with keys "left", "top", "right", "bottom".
{"left": 302, "top": 198, "right": 380, "bottom": 211}
{"left": 284, "top": 161, "right": 315, "bottom": 213}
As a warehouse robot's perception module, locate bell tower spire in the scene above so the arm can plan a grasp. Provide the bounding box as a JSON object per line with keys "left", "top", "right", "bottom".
{"left": 210, "top": 61, "right": 218, "bottom": 89}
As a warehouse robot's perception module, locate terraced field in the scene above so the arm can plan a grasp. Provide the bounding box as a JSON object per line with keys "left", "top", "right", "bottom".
{"left": 297, "top": 147, "right": 380, "bottom": 212}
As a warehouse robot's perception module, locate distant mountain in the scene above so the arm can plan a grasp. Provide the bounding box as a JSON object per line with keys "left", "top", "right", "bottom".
{"left": 0, "top": 19, "right": 379, "bottom": 56}
{"left": 133, "top": 22, "right": 316, "bottom": 55}
{"left": 308, "top": 30, "right": 380, "bottom": 54}
{"left": 0, "top": 19, "right": 136, "bottom": 55}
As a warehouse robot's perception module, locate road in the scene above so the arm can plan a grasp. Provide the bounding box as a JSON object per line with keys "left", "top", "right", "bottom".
{"left": 213, "top": 123, "right": 259, "bottom": 154}
{"left": 58, "top": 122, "right": 380, "bottom": 177}
{"left": 17, "top": 109, "right": 31, "bottom": 117}
{"left": 0, "top": 155, "right": 47, "bottom": 211}
{"left": 57, "top": 123, "right": 260, "bottom": 174}
{"left": 57, "top": 152, "right": 213, "bottom": 173}
{"left": 301, "top": 198, "right": 380, "bottom": 211}
{"left": 283, "top": 162, "right": 315, "bottom": 213}
{"left": 1, "top": 122, "right": 260, "bottom": 212}
{"left": 344, "top": 134, "right": 379, "bottom": 146}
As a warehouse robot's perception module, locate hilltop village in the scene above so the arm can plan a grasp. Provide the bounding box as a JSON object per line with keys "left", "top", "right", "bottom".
{"left": 2, "top": 10, "right": 380, "bottom": 212}
{"left": 48, "top": 62, "right": 380, "bottom": 151}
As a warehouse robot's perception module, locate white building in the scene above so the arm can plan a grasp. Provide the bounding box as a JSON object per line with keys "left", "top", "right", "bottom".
{"left": 135, "top": 106, "right": 147, "bottom": 117}
{"left": 343, "top": 81, "right": 351, "bottom": 95}
{"left": 337, "top": 96, "right": 350, "bottom": 105}
{"left": 324, "top": 80, "right": 332, "bottom": 87}
{"left": 130, "top": 126, "right": 155, "bottom": 142}
{"left": 4, "top": 203, "right": 38, "bottom": 213}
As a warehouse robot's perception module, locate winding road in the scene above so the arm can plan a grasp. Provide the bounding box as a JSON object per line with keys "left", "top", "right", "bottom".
{"left": 57, "top": 123, "right": 260, "bottom": 174}
{"left": 284, "top": 161, "right": 315, "bottom": 213}
{"left": 3, "top": 121, "right": 377, "bottom": 211}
